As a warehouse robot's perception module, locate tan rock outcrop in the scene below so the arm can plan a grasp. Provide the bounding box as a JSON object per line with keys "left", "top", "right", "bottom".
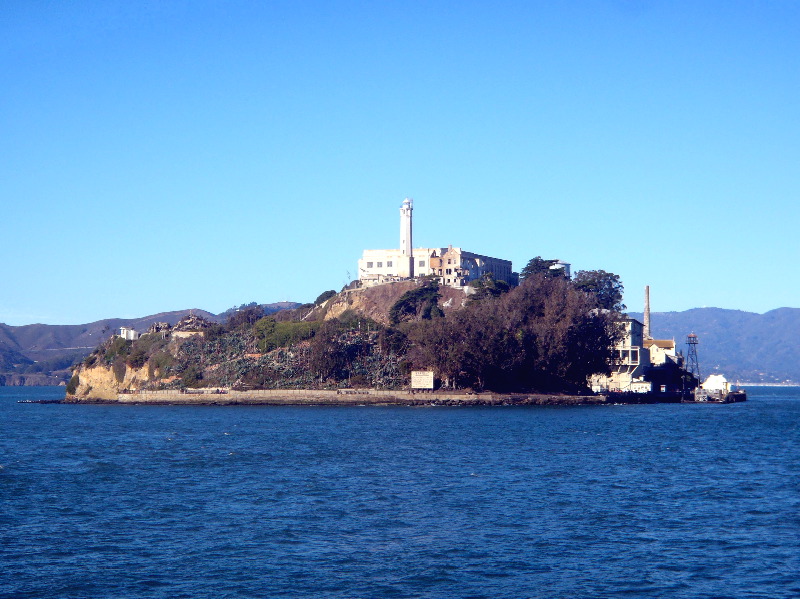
{"left": 69, "top": 361, "right": 154, "bottom": 401}
{"left": 321, "top": 281, "right": 467, "bottom": 325}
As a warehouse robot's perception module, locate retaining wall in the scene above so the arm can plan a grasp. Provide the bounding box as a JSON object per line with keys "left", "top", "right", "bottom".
{"left": 68, "top": 388, "right": 611, "bottom": 406}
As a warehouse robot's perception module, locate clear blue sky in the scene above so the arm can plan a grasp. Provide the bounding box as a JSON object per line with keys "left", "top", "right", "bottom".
{"left": 2, "top": 1, "right": 798, "bottom": 325}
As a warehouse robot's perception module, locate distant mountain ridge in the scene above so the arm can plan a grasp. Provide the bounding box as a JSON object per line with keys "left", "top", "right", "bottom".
{"left": 628, "top": 307, "right": 800, "bottom": 384}
{"left": 0, "top": 303, "right": 301, "bottom": 385}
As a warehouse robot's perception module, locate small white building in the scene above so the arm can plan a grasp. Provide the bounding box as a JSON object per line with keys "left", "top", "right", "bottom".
{"left": 644, "top": 338, "right": 678, "bottom": 366}
{"left": 118, "top": 326, "right": 139, "bottom": 341}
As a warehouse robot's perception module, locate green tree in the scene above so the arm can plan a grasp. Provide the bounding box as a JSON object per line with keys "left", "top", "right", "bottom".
{"left": 227, "top": 305, "right": 265, "bottom": 329}
{"left": 572, "top": 270, "right": 626, "bottom": 312}
{"left": 104, "top": 336, "right": 130, "bottom": 363}
{"left": 66, "top": 374, "right": 79, "bottom": 395}
{"left": 389, "top": 280, "right": 442, "bottom": 324}
{"left": 181, "top": 364, "right": 204, "bottom": 388}
{"left": 468, "top": 272, "right": 511, "bottom": 301}
{"left": 519, "top": 256, "right": 566, "bottom": 281}
{"left": 314, "top": 290, "right": 337, "bottom": 305}
{"left": 406, "top": 273, "right": 620, "bottom": 392}
{"left": 309, "top": 321, "right": 348, "bottom": 381}
{"left": 112, "top": 358, "right": 127, "bottom": 383}
{"left": 254, "top": 317, "right": 320, "bottom": 352}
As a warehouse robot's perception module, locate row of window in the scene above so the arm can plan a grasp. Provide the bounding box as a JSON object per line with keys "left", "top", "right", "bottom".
{"left": 365, "top": 260, "right": 428, "bottom": 269}
{"left": 365, "top": 259, "right": 511, "bottom": 283}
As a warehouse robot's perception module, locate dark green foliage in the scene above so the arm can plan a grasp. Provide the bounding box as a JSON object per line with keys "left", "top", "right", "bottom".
{"left": 83, "top": 354, "right": 97, "bottom": 368}
{"left": 389, "top": 280, "right": 441, "bottom": 324}
{"left": 112, "top": 358, "right": 127, "bottom": 383}
{"left": 104, "top": 336, "right": 130, "bottom": 363}
{"left": 336, "top": 310, "right": 378, "bottom": 331}
{"left": 468, "top": 273, "right": 511, "bottom": 301}
{"left": 572, "top": 269, "right": 626, "bottom": 312}
{"left": 127, "top": 346, "right": 148, "bottom": 369}
{"left": 161, "top": 308, "right": 404, "bottom": 391}
{"left": 378, "top": 327, "right": 408, "bottom": 356}
{"left": 66, "top": 374, "right": 79, "bottom": 395}
{"left": 227, "top": 305, "right": 265, "bottom": 329}
{"left": 125, "top": 333, "right": 170, "bottom": 369}
{"left": 406, "top": 274, "right": 620, "bottom": 391}
{"left": 240, "top": 362, "right": 280, "bottom": 388}
{"left": 181, "top": 364, "right": 203, "bottom": 388}
{"left": 255, "top": 318, "right": 320, "bottom": 352}
{"left": 217, "top": 302, "right": 259, "bottom": 323}
{"left": 520, "top": 256, "right": 566, "bottom": 281}
{"left": 204, "top": 323, "right": 226, "bottom": 341}
{"left": 305, "top": 318, "right": 391, "bottom": 386}
{"left": 309, "top": 321, "right": 349, "bottom": 380}
{"left": 426, "top": 304, "right": 445, "bottom": 319}
{"left": 148, "top": 350, "right": 173, "bottom": 378}
{"left": 315, "top": 290, "right": 337, "bottom": 305}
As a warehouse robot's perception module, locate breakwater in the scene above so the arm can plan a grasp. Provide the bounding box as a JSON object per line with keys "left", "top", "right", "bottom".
{"left": 64, "top": 388, "right": 611, "bottom": 406}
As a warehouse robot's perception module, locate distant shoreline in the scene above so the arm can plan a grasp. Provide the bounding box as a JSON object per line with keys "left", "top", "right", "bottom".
{"left": 738, "top": 382, "right": 799, "bottom": 387}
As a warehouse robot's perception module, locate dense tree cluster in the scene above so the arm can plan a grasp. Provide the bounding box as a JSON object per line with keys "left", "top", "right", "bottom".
{"left": 404, "top": 274, "right": 620, "bottom": 391}
{"left": 520, "top": 256, "right": 567, "bottom": 281}
{"left": 468, "top": 273, "right": 511, "bottom": 301}
{"left": 314, "top": 290, "right": 337, "bottom": 305}
{"left": 389, "top": 277, "right": 443, "bottom": 324}
{"left": 572, "top": 269, "right": 626, "bottom": 312}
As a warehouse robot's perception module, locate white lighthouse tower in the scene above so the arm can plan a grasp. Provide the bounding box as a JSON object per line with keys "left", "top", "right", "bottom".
{"left": 399, "top": 197, "right": 414, "bottom": 278}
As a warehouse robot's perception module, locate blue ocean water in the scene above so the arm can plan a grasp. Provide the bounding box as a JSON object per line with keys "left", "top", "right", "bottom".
{"left": 1, "top": 387, "right": 798, "bottom": 598}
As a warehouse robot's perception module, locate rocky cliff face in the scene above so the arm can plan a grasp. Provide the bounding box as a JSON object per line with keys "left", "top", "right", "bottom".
{"left": 319, "top": 281, "right": 468, "bottom": 325}
{"left": 68, "top": 361, "right": 156, "bottom": 400}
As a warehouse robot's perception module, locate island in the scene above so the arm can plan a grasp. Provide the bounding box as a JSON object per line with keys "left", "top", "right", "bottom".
{"left": 64, "top": 263, "right": 712, "bottom": 407}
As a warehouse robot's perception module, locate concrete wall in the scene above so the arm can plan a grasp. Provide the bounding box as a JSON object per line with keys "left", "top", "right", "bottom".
{"left": 103, "top": 389, "right": 609, "bottom": 406}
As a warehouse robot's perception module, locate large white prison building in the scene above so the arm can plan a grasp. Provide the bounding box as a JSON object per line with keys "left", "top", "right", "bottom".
{"left": 358, "top": 199, "right": 515, "bottom": 289}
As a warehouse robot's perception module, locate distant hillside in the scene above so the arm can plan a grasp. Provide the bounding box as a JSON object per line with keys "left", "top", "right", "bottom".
{"left": 0, "top": 303, "right": 300, "bottom": 386}
{"left": 628, "top": 307, "right": 800, "bottom": 384}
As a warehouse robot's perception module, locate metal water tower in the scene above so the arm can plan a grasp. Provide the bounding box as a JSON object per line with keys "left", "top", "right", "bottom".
{"left": 686, "top": 333, "right": 701, "bottom": 381}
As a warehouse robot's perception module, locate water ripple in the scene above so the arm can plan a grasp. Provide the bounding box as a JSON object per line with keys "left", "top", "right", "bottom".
{"left": 1, "top": 387, "right": 799, "bottom": 598}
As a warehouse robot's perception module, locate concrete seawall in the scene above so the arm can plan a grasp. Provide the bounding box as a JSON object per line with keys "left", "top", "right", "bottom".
{"left": 64, "top": 388, "right": 611, "bottom": 406}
